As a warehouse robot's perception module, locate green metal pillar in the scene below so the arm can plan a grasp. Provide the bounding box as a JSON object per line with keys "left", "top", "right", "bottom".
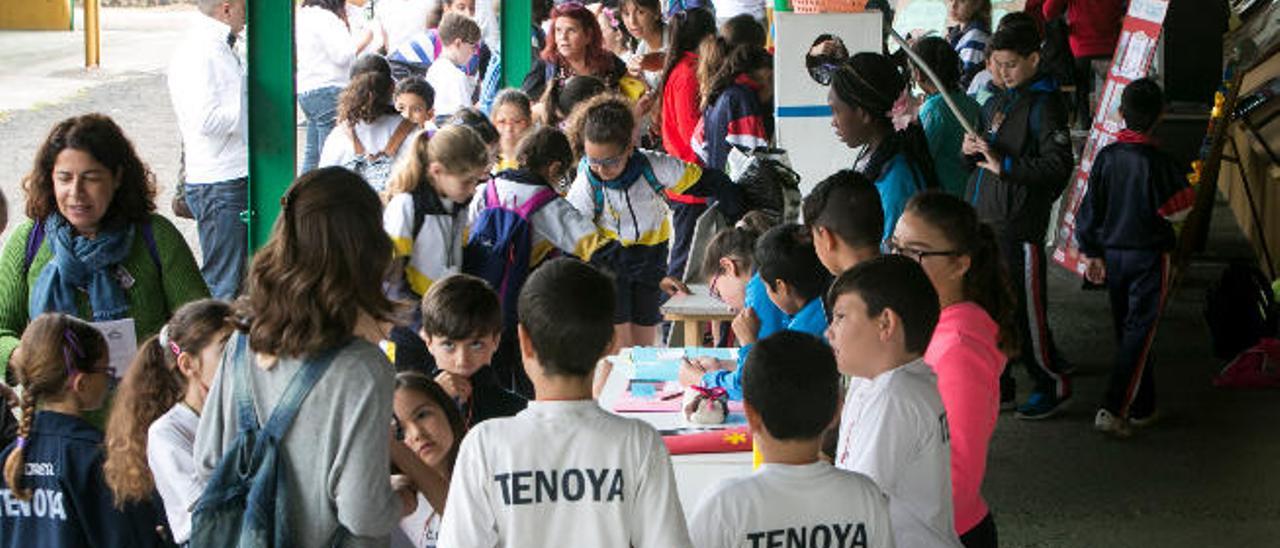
{"left": 501, "top": 0, "right": 533, "bottom": 89}
{"left": 246, "top": 0, "right": 296, "bottom": 250}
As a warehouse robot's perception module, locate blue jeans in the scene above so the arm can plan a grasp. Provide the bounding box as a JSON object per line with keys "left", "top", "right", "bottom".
{"left": 185, "top": 179, "right": 248, "bottom": 300}
{"left": 298, "top": 86, "right": 341, "bottom": 173}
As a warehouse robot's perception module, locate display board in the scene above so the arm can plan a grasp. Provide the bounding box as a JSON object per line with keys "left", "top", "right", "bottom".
{"left": 772, "top": 11, "right": 883, "bottom": 194}
{"left": 1050, "top": 0, "right": 1172, "bottom": 275}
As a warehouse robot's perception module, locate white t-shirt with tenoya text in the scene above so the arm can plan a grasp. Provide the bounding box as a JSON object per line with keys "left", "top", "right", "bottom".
{"left": 835, "top": 359, "right": 963, "bottom": 548}
{"left": 689, "top": 461, "right": 896, "bottom": 548}
{"left": 437, "top": 400, "right": 693, "bottom": 548}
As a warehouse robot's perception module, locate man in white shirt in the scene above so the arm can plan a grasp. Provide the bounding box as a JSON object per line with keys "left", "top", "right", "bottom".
{"left": 690, "top": 331, "right": 894, "bottom": 548}
{"left": 438, "top": 259, "right": 693, "bottom": 548}
{"left": 379, "top": 0, "right": 435, "bottom": 54}
{"left": 426, "top": 12, "right": 481, "bottom": 118}
{"left": 826, "top": 255, "right": 964, "bottom": 548}
{"left": 168, "top": 0, "right": 248, "bottom": 300}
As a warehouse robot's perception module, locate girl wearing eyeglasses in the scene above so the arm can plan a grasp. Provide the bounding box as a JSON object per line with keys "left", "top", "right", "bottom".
{"left": 890, "top": 191, "right": 1015, "bottom": 548}
{"left": 1, "top": 313, "right": 171, "bottom": 547}
{"left": 564, "top": 94, "right": 743, "bottom": 349}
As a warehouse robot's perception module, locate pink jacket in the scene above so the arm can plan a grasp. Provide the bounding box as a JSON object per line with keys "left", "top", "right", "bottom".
{"left": 924, "top": 302, "right": 1006, "bottom": 535}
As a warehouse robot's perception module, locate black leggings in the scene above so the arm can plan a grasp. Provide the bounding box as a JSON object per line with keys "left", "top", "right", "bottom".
{"left": 960, "top": 512, "right": 998, "bottom": 548}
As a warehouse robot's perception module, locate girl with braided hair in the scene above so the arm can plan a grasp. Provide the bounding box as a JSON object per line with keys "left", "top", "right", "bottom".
{"left": 1, "top": 313, "right": 170, "bottom": 546}
{"left": 828, "top": 52, "right": 939, "bottom": 244}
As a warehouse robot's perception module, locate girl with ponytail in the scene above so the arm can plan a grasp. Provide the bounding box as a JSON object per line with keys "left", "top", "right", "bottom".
{"left": 890, "top": 191, "right": 1015, "bottom": 548}
{"left": 103, "top": 299, "right": 233, "bottom": 546}
{"left": 657, "top": 7, "right": 716, "bottom": 164}
{"left": 1, "top": 313, "right": 169, "bottom": 546}
{"left": 828, "top": 52, "right": 939, "bottom": 243}
{"left": 692, "top": 41, "right": 774, "bottom": 172}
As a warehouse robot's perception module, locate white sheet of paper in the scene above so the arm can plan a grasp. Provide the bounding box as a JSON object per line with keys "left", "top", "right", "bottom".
{"left": 92, "top": 318, "right": 137, "bottom": 379}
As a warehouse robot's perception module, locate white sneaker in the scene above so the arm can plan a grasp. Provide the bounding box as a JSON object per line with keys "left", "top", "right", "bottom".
{"left": 1094, "top": 408, "right": 1131, "bottom": 438}
{"left": 1130, "top": 410, "right": 1160, "bottom": 429}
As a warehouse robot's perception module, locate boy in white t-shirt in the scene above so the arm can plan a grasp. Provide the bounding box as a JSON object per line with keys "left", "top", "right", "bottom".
{"left": 427, "top": 12, "right": 481, "bottom": 119}
{"left": 825, "top": 255, "right": 963, "bottom": 548}
{"left": 437, "top": 258, "right": 692, "bottom": 547}
{"left": 689, "top": 330, "right": 894, "bottom": 548}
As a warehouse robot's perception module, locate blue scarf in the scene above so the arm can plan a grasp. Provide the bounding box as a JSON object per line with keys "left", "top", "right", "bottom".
{"left": 30, "top": 215, "right": 135, "bottom": 322}
{"left": 581, "top": 150, "right": 650, "bottom": 191}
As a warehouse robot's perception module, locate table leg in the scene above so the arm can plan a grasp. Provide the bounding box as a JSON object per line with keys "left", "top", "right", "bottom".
{"left": 684, "top": 320, "right": 701, "bottom": 348}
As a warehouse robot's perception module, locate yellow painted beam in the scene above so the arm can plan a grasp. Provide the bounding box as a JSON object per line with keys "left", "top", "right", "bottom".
{"left": 0, "top": 0, "right": 73, "bottom": 31}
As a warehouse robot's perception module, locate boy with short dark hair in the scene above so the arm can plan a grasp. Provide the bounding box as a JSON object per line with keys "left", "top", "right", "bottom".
{"left": 418, "top": 274, "right": 527, "bottom": 424}
{"left": 1076, "top": 78, "right": 1189, "bottom": 437}
{"left": 962, "top": 23, "right": 1075, "bottom": 420}
{"left": 427, "top": 12, "right": 483, "bottom": 117}
{"left": 689, "top": 331, "right": 894, "bottom": 548}
{"left": 826, "top": 255, "right": 961, "bottom": 548}
{"left": 438, "top": 258, "right": 692, "bottom": 547}
{"left": 680, "top": 224, "right": 832, "bottom": 400}
{"left": 804, "top": 169, "right": 886, "bottom": 275}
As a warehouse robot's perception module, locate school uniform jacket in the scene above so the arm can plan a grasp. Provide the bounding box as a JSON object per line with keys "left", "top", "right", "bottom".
{"left": 964, "top": 74, "right": 1074, "bottom": 243}
{"left": 566, "top": 150, "right": 738, "bottom": 280}
{"left": 1075, "top": 131, "right": 1194, "bottom": 257}
{"left": 468, "top": 170, "right": 615, "bottom": 268}
{"left": 385, "top": 184, "right": 468, "bottom": 297}
{"left": 692, "top": 76, "right": 772, "bottom": 172}
{"left": 0, "top": 411, "right": 171, "bottom": 548}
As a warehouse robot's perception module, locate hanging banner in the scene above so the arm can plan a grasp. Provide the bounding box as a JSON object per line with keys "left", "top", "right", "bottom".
{"left": 1051, "top": 0, "right": 1171, "bottom": 275}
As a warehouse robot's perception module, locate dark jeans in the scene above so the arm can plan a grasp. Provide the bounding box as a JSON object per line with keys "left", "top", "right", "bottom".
{"left": 1103, "top": 249, "right": 1169, "bottom": 418}
{"left": 1074, "top": 56, "right": 1110, "bottom": 130}
{"left": 185, "top": 179, "right": 248, "bottom": 300}
{"left": 1000, "top": 239, "right": 1070, "bottom": 399}
{"left": 298, "top": 86, "right": 341, "bottom": 173}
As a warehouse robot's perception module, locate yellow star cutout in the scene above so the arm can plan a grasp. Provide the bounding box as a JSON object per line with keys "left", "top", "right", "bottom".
{"left": 723, "top": 432, "right": 748, "bottom": 445}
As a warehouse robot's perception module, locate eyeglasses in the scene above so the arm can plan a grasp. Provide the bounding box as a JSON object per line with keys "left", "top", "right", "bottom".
{"left": 585, "top": 151, "right": 628, "bottom": 168}
{"left": 887, "top": 240, "right": 961, "bottom": 262}
{"left": 709, "top": 272, "right": 723, "bottom": 300}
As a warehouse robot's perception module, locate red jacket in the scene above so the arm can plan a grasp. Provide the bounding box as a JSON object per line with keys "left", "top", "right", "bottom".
{"left": 661, "top": 53, "right": 702, "bottom": 165}
{"left": 1042, "top": 0, "right": 1126, "bottom": 58}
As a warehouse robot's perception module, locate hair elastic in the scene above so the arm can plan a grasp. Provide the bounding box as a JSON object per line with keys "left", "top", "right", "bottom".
{"left": 15, "top": 436, "right": 26, "bottom": 450}
{"left": 159, "top": 324, "right": 181, "bottom": 357}
{"left": 62, "top": 327, "right": 85, "bottom": 378}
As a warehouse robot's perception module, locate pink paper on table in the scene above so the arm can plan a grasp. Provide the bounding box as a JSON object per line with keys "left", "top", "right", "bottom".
{"left": 612, "top": 387, "right": 745, "bottom": 413}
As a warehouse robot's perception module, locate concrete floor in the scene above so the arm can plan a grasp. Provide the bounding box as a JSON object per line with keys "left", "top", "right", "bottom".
{"left": 3, "top": 6, "right": 1279, "bottom": 547}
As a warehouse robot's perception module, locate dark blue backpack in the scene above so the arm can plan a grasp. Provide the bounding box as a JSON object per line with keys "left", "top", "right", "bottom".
{"left": 190, "top": 333, "right": 345, "bottom": 548}
{"left": 463, "top": 183, "right": 559, "bottom": 326}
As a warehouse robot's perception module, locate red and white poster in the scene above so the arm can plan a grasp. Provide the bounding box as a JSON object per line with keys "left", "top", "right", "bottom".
{"left": 1051, "top": 0, "right": 1171, "bottom": 275}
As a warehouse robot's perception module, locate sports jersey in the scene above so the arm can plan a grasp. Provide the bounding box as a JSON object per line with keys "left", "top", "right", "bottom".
{"left": 468, "top": 170, "right": 613, "bottom": 267}
{"left": 437, "top": 400, "right": 692, "bottom": 547}
{"left": 689, "top": 461, "right": 894, "bottom": 548}
{"left": 385, "top": 185, "right": 468, "bottom": 297}
{"left": 835, "top": 359, "right": 962, "bottom": 548}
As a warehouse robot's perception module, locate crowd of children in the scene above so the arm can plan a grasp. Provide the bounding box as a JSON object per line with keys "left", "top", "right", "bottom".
{"left": 0, "top": 0, "right": 1190, "bottom": 546}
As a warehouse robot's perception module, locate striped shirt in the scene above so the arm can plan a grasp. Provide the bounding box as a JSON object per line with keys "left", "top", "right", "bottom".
{"left": 947, "top": 22, "right": 991, "bottom": 91}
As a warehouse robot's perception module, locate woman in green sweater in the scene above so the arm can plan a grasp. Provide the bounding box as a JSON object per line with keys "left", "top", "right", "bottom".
{"left": 0, "top": 114, "right": 210, "bottom": 380}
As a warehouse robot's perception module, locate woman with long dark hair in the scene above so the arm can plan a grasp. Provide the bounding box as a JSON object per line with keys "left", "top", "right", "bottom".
{"left": 828, "top": 52, "right": 938, "bottom": 242}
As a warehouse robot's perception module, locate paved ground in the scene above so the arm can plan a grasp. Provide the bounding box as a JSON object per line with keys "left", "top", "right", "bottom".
{"left": 3, "top": 6, "right": 1280, "bottom": 547}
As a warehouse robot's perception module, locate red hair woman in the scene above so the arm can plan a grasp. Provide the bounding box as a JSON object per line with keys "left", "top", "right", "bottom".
{"left": 521, "top": 2, "right": 627, "bottom": 121}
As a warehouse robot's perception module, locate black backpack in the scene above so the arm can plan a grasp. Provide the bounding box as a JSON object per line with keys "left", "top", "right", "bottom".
{"left": 1205, "top": 263, "right": 1279, "bottom": 360}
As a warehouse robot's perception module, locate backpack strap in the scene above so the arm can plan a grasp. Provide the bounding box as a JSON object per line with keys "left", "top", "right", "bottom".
{"left": 141, "top": 222, "right": 163, "bottom": 278}
{"left": 639, "top": 157, "right": 665, "bottom": 196}
{"left": 261, "top": 342, "right": 347, "bottom": 441}
{"left": 231, "top": 333, "right": 261, "bottom": 433}
{"left": 516, "top": 187, "right": 559, "bottom": 219}
{"left": 484, "top": 182, "right": 502, "bottom": 209}
{"left": 24, "top": 219, "right": 47, "bottom": 274}
{"left": 430, "top": 31, "right": 444, "bottom": 61}
{"left": 410, "top": 39, "right": 432, "bottom": 65}
{"left": 347, "top": 125, "right": 367, "bottom": 157}
{"left": 383, "top": 119, "right": 417, "bottom": 157}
